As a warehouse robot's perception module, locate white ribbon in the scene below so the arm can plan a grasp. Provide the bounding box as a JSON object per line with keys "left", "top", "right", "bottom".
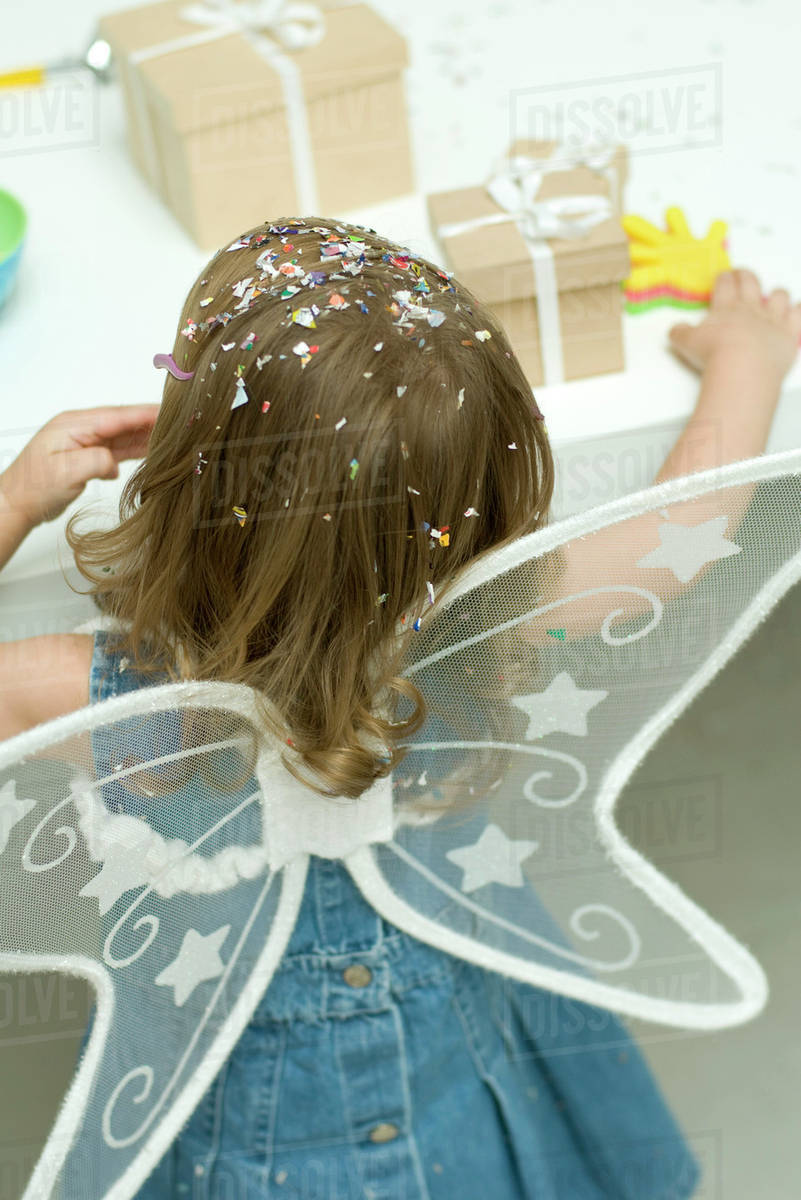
{"left": 127, "top": 0, "right": 325, "bottom": 219}
{"left": 438, "top": 144, "right": 618, "bottom": 387}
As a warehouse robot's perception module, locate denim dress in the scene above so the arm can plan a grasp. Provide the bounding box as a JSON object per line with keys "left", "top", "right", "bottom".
{"left": 88, "top": 630, "right": 700, "bottom": 1200}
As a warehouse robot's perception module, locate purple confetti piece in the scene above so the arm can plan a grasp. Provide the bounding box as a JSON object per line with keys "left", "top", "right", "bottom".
{"left": 153, "top": 353, "right": 195, "bottom": 381}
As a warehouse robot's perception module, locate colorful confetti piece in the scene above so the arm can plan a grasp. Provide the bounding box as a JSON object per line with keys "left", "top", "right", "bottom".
{"left": 231, "top": 378, "right": 249, "bottom": 409}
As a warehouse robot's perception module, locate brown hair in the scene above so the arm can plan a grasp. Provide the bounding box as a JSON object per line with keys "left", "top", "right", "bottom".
{"left": 67, "top": 218, "right": 554, "bottom": 799}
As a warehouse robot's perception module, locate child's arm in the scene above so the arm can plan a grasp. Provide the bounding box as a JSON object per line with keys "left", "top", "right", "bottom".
{"left": 0, "top": 405, "right": 160, "bottom": 739}
{"left": 526, "top": 268, "right": 801, "bottom": 642}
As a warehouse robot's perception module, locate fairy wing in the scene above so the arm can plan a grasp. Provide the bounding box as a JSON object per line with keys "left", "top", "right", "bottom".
{"left": 345, "top": 446, "right": 801, "bottom": 1031}
{"left": 3, "top": 444, "right": 800, "bottom": 1196}
{"left": 0, "top": 672, "right": 395, "bottom": 1200}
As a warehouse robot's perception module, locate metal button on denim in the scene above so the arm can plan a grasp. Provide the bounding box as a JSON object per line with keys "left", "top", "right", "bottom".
{"left": 343, "top": 963, "right": 372, "bottom": 987}
{"left": 368, "top": 1122, "right": 399, "bottom": 1143}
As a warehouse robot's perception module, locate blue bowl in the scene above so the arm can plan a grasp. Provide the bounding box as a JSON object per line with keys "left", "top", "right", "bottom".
{"left": 0, "top": 189, "right": 26, "bottom": 309}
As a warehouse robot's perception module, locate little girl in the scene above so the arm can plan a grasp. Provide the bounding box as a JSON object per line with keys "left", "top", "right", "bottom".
{"left": 0, "top": 219, "right": 798, "bottom": 1200}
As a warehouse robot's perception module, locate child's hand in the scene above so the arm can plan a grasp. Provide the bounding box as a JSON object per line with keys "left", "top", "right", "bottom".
{"left": 0, "top": 405, "right": 160, "bottom": 526}
{"left": 668, "top": 268, "right": 801, "bottom": 383}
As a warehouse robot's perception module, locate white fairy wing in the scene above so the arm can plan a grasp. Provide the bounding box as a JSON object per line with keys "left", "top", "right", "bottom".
{"left": 0, "top": 683, "right": 319, "bottom": 1200}
{"left": 345, "top": 447, "right": 801, "bottom": 1032}
{"left": 2, "top": 447, "right": 800, "bottom": 1197}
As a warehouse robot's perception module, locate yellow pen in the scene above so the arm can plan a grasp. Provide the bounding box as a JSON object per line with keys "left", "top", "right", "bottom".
{"left": 0, "top": 38, "right": 112, "bottom": 90}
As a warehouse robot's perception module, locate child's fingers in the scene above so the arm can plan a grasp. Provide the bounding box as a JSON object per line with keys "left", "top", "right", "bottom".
{"left": 789, "top": 302, "right": 801, "bottom": 343}
{"left": 711, "top": 270, "right": 737, "bottom": 307}
{"left": 732, "top": 267, "right": 762, "bottom": 304}
{"left": 52, "top": 405, "right": 161, "bottom": 449}
{"left": 106, "top": 427, "right": 157, "bottom": 462}
{"left": 59, "top": 445, "right": 119, "bottom": 487}
{"left": 667, "top": 322, "right": 701, "bottom": 369}
{"left": 765, "top": 288, "right": 790, "bottom": 318}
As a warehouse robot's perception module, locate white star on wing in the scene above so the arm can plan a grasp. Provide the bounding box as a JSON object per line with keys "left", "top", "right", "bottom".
{"left": 79, "top": 840, "right": 151, "bottom": 916}
{"left": 0, "top": 779, "right": 36, "bottom": 854}
{"left": 511, "top": 671, "right": 608, "bottom": 740}
{"left": 154, "top": 925, "right": 231, "bottom": 1007}
{"left": 635, "top": 514, "right": 741, "bottom": 582}
{"left": 446, "top": 822, "right": 538, "bottom": 893}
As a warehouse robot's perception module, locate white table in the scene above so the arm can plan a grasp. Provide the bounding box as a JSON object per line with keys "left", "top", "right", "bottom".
{"left": 1, "top": 0, "right": 800, "bottom": 580}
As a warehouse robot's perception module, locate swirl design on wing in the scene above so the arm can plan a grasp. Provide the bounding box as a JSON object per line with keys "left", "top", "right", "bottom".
{"left": 21, "top": 794, "right": 78, "bottom": 872}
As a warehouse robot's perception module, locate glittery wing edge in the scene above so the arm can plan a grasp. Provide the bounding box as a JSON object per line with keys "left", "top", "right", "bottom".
{"left": 344, "top": 446, "right": 801, "bottom": 1031}
{"left": 0, "top": 680, "right": 309, "bottom": 1200}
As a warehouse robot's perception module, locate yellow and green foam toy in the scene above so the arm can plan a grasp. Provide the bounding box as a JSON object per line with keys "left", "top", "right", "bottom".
{"left": 622, "top": 206, "right": 730, "bottom": 313}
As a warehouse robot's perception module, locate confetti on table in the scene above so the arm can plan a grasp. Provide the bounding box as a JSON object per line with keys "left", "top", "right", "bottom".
{"left": 374, "top": 341, "right": 383, "bottom": 351}
{"left": 256, "top": 354, "right": 272, "bottom": 370}
{"left": 240, "top": 332, "right": 257, "bottom": 349}
{"left": 475, "top": 330, "right": 491, "bottom": 342}
{"left": 335, "top": 417, "right": 347, "bottom": 430}
{"left": 376, "top": 593, "right": 388, "bottom": 605}
{"left": 261, "top": 400, "right": 271, "bottom": 413}
{"left": 464, "top": 506, "right": 479, "bottom": 517}
{"left": 221, "top": 342, "right": 235, "bottom": 352}
{"left": 427, "top": 581, "right": 435, "bottom": 605}
{"left": 508, "top": 442, "right": 517, "bottom": 450}
{"left": 199, "top": 296, "right": 214, "bottom": 307}
{"left": 457, "top": 388, "right": 465, "bottom": 408}
{"left": 427, "top": 309, "right": 446, "bottom": 327}
{"left": 396, "top": 385, "right": 407, "bottom": 397}
{"left": 232, "top": 505, "right": 247, "bottom": 526}
{"left": 349, "top": 458, "right": 359, "bottom": 480}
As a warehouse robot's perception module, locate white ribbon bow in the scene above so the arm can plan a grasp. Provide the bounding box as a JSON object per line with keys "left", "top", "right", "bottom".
{"left": 439, "top": 144, "right": 616, "bottom": 243}
{"left": 179, "top": 0, "right": 325, "bottom": 51}
{"left": 487, "top": 154, "right": 613, "bottom": 242}
{"left": 437, "top": 143, "right": 619, "bottom": 387}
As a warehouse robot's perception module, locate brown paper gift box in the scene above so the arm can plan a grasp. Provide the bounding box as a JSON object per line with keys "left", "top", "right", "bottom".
{"left": 99, "top": 0, "right": 414, "bottom": 249}
{"left": 427, "top": 141, "right": 631, "bottom": 387}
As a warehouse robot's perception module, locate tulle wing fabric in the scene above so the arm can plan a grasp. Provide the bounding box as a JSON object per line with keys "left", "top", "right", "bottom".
{"left": 3, "top": 447, "right": 801, "bottom": 1198}
{"left": 346, "top": 446, "right": 801, "bottom": 1031}
{"left": 0, "top": 682, "right": 316, "bottom": 1200}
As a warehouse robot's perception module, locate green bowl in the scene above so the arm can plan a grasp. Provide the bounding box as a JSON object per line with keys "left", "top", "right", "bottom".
{"left": 0, "top": 189, "right": 27, "bottom": 309}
